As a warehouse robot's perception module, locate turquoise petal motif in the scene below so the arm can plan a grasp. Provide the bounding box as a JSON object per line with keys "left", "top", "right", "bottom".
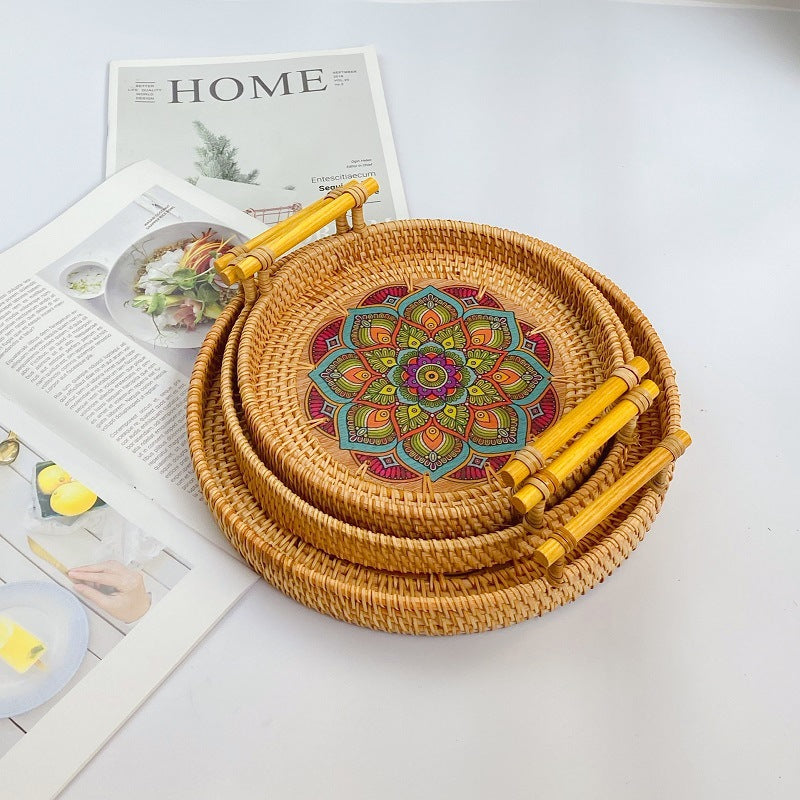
{"left": 307, "top": 284, "right": 554, "bottom": 482}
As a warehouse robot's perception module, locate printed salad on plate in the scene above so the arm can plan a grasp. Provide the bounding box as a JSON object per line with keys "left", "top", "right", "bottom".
{"left": 105, "top": 222, "right": 243, "bottom": 349}
{"left": 131, "top": 229, "right": 237, "bottom": 332}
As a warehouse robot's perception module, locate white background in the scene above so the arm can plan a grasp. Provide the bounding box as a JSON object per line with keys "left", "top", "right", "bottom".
{"left": 1, "top": 1, "right": 799, "bottom": 798}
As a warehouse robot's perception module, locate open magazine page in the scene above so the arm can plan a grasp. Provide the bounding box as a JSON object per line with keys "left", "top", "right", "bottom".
{"left": 0, "top": 397, "right": 256, "bottom": 799}
{"left": 107, "top": 46, "right": 408, "bottom": 231}
{"left": 0, "top": 161, "right": 265, "bottom": 543}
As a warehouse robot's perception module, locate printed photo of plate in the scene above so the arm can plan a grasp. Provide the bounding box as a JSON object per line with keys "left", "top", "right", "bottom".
{"left": 59, "top": 262, "right": 109, "bottom": 300}
{"left": 0, "top": 582, "right": 89, "bottom": 719}
{"left": 104, "top": 222, "right": 243, "bottom": 349}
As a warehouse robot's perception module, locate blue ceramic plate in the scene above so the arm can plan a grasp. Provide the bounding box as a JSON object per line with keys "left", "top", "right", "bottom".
{"left": 0, "top": 582, "right": 89, "bottom": 719}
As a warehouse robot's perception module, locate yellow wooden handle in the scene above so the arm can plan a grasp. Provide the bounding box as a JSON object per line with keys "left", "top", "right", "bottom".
{"left": 214, "top": 178, "right": 379, "bottom": 284}
{"left": 511, "top": 379, "right": 659, "bottom": 514}
{"left": 498, "top": 357, "right": 650, "bottom": 489}
{"left": 214, "top": 180, "right": 359, "bottom": 284}
{"left": 533, "top": 429, "right": 692, "bottom": 568}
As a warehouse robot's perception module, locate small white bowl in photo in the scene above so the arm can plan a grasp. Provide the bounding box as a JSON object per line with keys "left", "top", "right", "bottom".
{"left": 59, "top": 262, "right": 109, "bottom": 300}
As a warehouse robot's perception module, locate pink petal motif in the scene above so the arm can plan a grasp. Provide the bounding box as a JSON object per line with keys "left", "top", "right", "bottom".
{"left": 306, "top": 284, "right": 556, "bottom": 482}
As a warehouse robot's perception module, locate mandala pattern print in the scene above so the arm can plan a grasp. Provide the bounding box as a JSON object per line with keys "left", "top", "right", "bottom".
{"left": 306, "top": 284, "right": 560, "bottom": 482}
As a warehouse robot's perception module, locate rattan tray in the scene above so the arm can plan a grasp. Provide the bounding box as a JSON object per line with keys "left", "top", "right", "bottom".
{"left": 187, "top": 181, "right": 688, "bottom": 634}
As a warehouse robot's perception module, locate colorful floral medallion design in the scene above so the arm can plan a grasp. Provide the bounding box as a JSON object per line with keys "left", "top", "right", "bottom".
{"left": 306, "top": 284, "right": 560, "bottom": 483}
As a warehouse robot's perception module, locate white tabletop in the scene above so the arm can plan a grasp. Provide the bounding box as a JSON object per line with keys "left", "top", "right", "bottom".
{"left": 2, "top": 1, "right": 799, "bottom": 797}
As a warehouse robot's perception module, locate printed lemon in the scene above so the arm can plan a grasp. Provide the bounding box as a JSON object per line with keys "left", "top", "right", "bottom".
{"left": 49, "top": 481, "right": 97, "bottom": 516}
{"left": 37, "top": 464, "right": 71, "bottom": 495}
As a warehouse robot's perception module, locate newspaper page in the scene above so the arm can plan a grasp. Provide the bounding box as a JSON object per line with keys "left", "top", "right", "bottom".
{"left": 0, "top": 160, "right": 267, "bottom": 542}
{"left": 107, "top": 46, "right": 408, "bottom": 231}
{"left": 0, "top": 161, "right": 265, "bottom": 794}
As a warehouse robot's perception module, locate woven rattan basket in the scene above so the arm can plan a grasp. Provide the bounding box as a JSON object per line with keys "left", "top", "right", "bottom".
{"left": 187, "top": 180, "right": 689, "bottom": 634}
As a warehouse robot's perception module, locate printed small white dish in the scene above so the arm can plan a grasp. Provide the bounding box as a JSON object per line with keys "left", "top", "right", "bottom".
{"left": 60, "top": 262, "right": 109, "bottom": 300}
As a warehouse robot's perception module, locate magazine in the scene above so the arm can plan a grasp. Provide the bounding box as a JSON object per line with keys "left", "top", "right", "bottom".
{"left": 0, "top": 161, "right": 266, "bottom": 797}
{"left": 0, "top": 160, "right": 268, "bottom": 543}
{"left": 107, "top": 46, "right": 408, "bottom": 230}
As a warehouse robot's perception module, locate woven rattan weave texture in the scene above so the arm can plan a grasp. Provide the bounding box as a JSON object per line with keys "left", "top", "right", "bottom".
{"left": 237, "top": 222, "right": 632, "bottom": 541}
{"left": 187, "top": 209, "right": 682, "bottom": 634}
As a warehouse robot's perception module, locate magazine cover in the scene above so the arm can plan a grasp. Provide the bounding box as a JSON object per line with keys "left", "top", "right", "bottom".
{"left": 107, "top": 46, "right": 408, "bottom": 230}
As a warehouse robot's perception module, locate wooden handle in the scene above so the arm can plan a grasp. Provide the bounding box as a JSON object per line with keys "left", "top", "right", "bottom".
{"left": 214, "top": 180, "right": 359, "bottom": 284}
{"left": 533, "top": 429, "right": 692, "bottom": 568}
{"left": 511, "top": 380, "right": 659, "bottom": 514}
{"left": 214, "top": 178, "right": 379, "bottom": 284}
{"left": 498, "top": 357, "right": 650, "bottom": 488}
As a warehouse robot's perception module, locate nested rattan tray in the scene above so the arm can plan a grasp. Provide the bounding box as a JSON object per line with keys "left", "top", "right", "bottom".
{"left": 237, "top": 223, "right": 630, "bottom": 542}
{"left": 187, "top": 182, "right": 686, "bottom": 634}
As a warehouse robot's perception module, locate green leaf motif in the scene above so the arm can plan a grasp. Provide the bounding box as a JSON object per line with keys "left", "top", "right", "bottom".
{"left": 467, "top": 379, "right": 503, "bottom": 406}
{"left": 363, "top": 347, "right": 398, "bottom": 373}
{"left": 434, "top": 323, "right": 467, "bottom": 350}
{"left": 466, "top": 349, "right": 500, "bottom": 374}
{"left": 362, "top": 379, "right": 397, "bottom": 406}
{"left": 395, "top": 403, "right": 426, "bottom": 435}
{"left": 396, "top": 321, "right": 428, "bottom": 349}
{"left": 436, "top": 405, "right": 469, "bottom": 436}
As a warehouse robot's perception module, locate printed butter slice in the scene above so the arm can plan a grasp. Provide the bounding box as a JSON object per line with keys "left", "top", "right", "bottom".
{"left": 0, "top": 616, "right": 46, "bottom": 674}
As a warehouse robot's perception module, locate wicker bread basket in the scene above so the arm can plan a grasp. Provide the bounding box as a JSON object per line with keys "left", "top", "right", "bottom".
{"left": 187, "top": 180, "right": 689, "bottom": 634}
